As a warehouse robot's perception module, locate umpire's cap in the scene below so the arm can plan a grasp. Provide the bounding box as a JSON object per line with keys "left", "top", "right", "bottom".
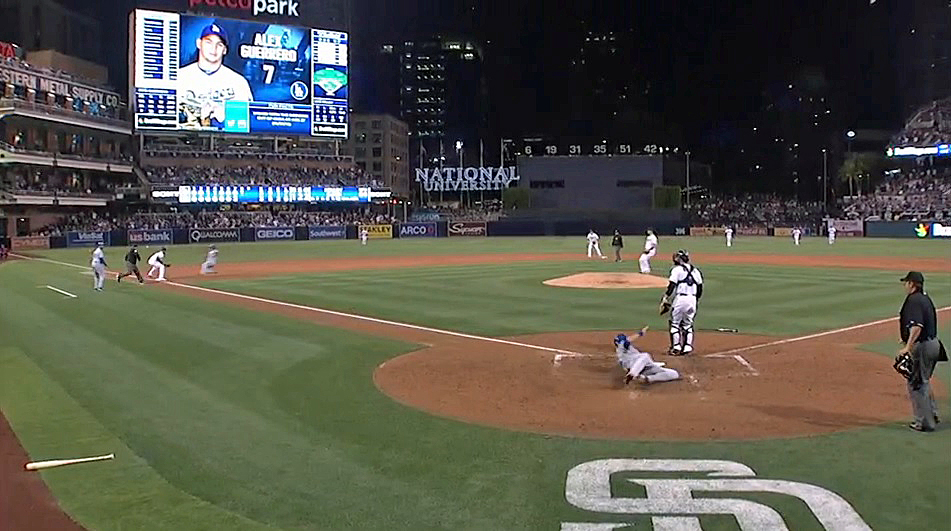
{"left": 200, "top": 23, "right": 229, "bottom": 47}
{"left": 900, "top": 271, "right": 924, "bottom": 284}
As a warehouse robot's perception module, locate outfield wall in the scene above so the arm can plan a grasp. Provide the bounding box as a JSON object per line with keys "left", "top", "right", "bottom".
{"left": 8, "top": 220, "right": 948, "bottom": 250}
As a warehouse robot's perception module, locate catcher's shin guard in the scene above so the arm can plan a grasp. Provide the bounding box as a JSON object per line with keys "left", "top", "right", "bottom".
{"left": 669, "top": 320, "right": 681, "bottom": 352}
{"left": 682, "top": 324, "right": 695, "bottom": 353}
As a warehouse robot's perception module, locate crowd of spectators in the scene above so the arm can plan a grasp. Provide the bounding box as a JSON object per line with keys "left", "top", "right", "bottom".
{"left": 890, "top": 97, "right": 951, "bottom": 148}
{"left": 411, "top": 202, "right": 505, "bottom": 221}
{"left": 2, "top": 168, "right": 128, "bottom": 197}
{"left": 842, "top": 166, "right": 951, "bottom": 221}
{"left": 686, "top": 194, "right": 825, "bottom": 226}
{"left": 28, "top": 209, "right": 400, "bottom": 235}
{"left": 143, "top": 164, "right": 380, "bottom": 187}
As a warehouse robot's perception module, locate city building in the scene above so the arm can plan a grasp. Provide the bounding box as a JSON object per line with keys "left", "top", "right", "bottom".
{"left": 342, "top": 113, "right": 410, "bottom": 197}
{"left": 379, "top": 36, "right": 488, "bottom": 169}
{"left": 0, "top": 0, "right": 103, "bottom": 65}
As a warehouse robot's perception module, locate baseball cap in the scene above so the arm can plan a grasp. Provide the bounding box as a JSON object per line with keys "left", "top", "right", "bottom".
{"left": 200, "top": 23, "right": 228, "bottom": 47}
{"left": 900, "top": 271, "right": 925, "bottom": 284}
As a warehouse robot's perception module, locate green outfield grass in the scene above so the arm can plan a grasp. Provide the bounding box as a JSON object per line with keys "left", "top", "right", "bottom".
{"left": 2, "top": 237, "right": 949, "bottom": 530}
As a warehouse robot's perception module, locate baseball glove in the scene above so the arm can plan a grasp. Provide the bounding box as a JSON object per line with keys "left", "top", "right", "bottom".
{"left": 659, "top": 299, "right": 671, "bottom": 315}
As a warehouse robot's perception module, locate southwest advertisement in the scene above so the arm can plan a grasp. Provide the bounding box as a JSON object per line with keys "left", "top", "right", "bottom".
{"left": 359, "top": 224, "right": 392, "bottom": 239}
{"left": 398, "top": 222, "right": 436, "bottom": 238}
{"left": 308, "top": 226, "right": 346, "bottom": 239}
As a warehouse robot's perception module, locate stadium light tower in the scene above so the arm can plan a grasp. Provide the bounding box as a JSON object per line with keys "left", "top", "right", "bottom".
{"left": 846, "top": 130, "right": 855, "bottom": 156}
{"left": 685, "top": 151, "right": 691, "bottom": 209}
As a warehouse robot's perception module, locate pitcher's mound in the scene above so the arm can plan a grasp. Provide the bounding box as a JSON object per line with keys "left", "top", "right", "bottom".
{"left": 544, "top": 272, "right": 668, "bottom": 289}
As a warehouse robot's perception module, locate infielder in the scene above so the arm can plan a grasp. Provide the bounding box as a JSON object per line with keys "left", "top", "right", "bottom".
{"left": 117, "top": 244, "right": 144, "bottom": 284}
{"left": 615, "top": 328, "right": 681, "bottom": 385}
{"left": 360, "top": 228, "right": 369, "bottom": 245}
{"left": 659, "top": 249, "right": 704, "bottom": 355}
{"left": 793, "top": 227, "right": 802, "bottom": 246}
{"left": 91, "top": 242, "right": 107, "bottom": 292}
{"left": 146, "top": 247, "right": 169, "bottom": 281}
{"left": 725, "top": 226, "right": 734, "bottom": 247}
{"left": 827, "top": 225, "right": 836, "bottom": 245}
{"left": 201, "top": 244, "right": 218, "bottom": 274}
{"left": 586, "top": 229, "right": 606, "bottom": 259}
{"left": 638, "top": 229, "right": 658, "bottom": 273}
{"left": 178, "top": 23, "right": 253, "bottom": 130}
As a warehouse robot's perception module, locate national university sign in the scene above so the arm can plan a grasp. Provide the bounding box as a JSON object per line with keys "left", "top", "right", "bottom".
{"left": 415, "top": 167, "right": 519, "bottom": 191}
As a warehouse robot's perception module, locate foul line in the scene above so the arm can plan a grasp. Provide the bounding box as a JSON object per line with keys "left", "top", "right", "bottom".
{"left": 44, "top": 285, "right": 77, "bottom": 298}
{"left": 12, "top": 253, "right": 584, "bottom": 357}
{"left": 703, "top": 305, "right": 951, "bottom": 359}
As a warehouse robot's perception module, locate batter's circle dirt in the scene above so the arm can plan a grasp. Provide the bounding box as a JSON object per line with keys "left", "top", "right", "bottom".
{"left": 375, "top": 329, "right": 937, "bottom": 441}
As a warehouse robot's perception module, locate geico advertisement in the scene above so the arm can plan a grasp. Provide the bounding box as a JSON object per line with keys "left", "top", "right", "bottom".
{"left": 359, "top": 224, "right": 392, "bottom": 239}
{"left": 254, "top": 227, "right": 295, "bottom": 241}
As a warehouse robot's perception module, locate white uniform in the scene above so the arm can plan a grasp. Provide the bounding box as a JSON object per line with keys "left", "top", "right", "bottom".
{"left": 667, "top": 263, "right": 703, "bottom": 354}
{"left": 360, "top": 229, "right": 369, "bottom": 245}
{"left": 638, "top": 233, "right": 658, "bottom": 273}
{"left": 725, "top": 227, "right": 734, "bottom": 247}
{"left": 793, "top": 228, "right": 802, "bottom": 245}
{"left": 586, "top": 231, "right": 605, "bottom": 258}
{"left": 91, "top": 246, "right": 106, "bottom": 291}
{"left": 201, "top": 248, "right": 219, "bottom": 274}
{"left": 827, "top": 226, "right": 836, "bottom": 245}
{"left": 616, "top": 342, "right": 680, "bottom": 384}
{"left": 147, "top": 250, "right": 167, "bottom": 281}
{"left": 178, "top": 62, "right": 253, "bottom": 130}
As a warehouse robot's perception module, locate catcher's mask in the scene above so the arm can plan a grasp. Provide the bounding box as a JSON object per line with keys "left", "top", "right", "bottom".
{"left": 614, "top": 334, "right": 630, "bottom": 349}
{"left": 673, "top": 249, "right": 690, "bottom": 265}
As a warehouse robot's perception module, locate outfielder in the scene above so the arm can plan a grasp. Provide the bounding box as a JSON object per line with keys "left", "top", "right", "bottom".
{"left": 793, "top": 227, "right": 802, "bottom": 246}
{"left": 178, "top": 23, "right": 253, "bottom": 130}
{"left": 146, "top": 247, "right": 169, "bottom": 281}
{"left": 659, "top": 249, "right": 704, "bottom": 355}
{"left": 725, "top": 226, "right": 734, "bottom": 247}
{"left": 360, "top": 228, "right": 369, "bottom": 245}
{"left": 615, "top": 328, "right": 681, "bottom": 385}
{"left": 586, "top": 229, "right": 606, "bottom": 259}
{"left": 638, "top": 229, "right": 658, "bottom": 273}
{"left": 201, "top": 244, "right": 218, "bottom": 274}
{"left": 91, "top": 242, "right": 107, "bottom": 292}
{"left": 828, "top": 225, "right": 837, "bottom": 245}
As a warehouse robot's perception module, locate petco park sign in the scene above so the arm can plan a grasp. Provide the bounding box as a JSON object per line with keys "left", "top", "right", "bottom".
{"left": 415, "top": 167, "right": 519, "bottom": 192}
{"left": 188, "top": 0, "right": 299, "bottom": 17}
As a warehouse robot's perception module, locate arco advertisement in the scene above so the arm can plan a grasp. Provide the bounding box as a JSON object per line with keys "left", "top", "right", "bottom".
{"left": 398, "top": 222, "right": 436, "bottom": 238}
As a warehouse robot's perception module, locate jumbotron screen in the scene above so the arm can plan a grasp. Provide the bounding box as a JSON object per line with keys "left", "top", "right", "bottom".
{"left": 130, "top": 9, "right": 348, "bottom": 137}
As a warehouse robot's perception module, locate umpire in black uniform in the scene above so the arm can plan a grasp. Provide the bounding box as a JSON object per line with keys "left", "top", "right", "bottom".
{"left": 896, "top": 271, "right": 946, "bottom": 432}
{"left": 611, "top": 230, "right": 623, "bottom": 262}
{"left": 117, "top": 244, "right": 145, "bottom": 284}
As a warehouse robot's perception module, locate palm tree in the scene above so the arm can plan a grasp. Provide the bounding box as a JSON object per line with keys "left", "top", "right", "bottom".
{"left": 838, "top": 153, "right": 880, "bottom": 197}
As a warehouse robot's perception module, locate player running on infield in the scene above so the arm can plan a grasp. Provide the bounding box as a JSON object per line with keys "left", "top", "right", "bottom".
{"left": 91, "top": 242, "right": 108, "bottom": 292}
{"left": 615, "top": 327, "right": 681, "bottom": 385}
{"left": 659, "top": 249, "right": 704, "bottom": 355}
{"left": 201, "top": 244, "right": 219, "bottom": 274}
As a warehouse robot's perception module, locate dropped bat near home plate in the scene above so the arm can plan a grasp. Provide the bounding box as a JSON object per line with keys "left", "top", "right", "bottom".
{"left": 25, "top": 453, "right": 114, "bottom": 471}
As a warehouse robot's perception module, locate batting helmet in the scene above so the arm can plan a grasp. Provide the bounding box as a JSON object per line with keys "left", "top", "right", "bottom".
{"left": 614, "top": 333, "right": 630, "bottom": 349}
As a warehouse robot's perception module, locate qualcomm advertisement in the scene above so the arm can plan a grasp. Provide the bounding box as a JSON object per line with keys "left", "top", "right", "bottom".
{"left": 67, "top": 231, "right": 111, "bottom": 247}
{"left": 189, "top": 228, "right": 240, "bottom": 243}
{"left": 398, "top": 222, "right": 436, "bottom": 238}
{"left": 308, "top": 225, "right": 346, "bottom": 239}
{"left": 254, "top": 227, "right": 295, "bottom": 241}
{"left": 132, "top": 9, "right": 348, "bottom": 137}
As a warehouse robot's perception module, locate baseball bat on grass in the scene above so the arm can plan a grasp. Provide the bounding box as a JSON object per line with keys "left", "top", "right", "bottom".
{"left": 25, "top": 453, "right": 114, "bottom": 471}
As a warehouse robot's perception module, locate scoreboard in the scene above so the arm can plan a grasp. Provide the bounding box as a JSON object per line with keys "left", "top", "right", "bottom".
{"left": 502, "top": 138, "right": 681, "bottom": 164}
{"left": 175, "top": 185, "right": 391, "bottom": 204}
{"left": 130, "top": 9, "right": 348, "bottom": 138}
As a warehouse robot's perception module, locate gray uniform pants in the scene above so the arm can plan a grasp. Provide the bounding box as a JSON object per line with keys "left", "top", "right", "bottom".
{"left": 908, "top": 338, "right": 941, "bottom": 430}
